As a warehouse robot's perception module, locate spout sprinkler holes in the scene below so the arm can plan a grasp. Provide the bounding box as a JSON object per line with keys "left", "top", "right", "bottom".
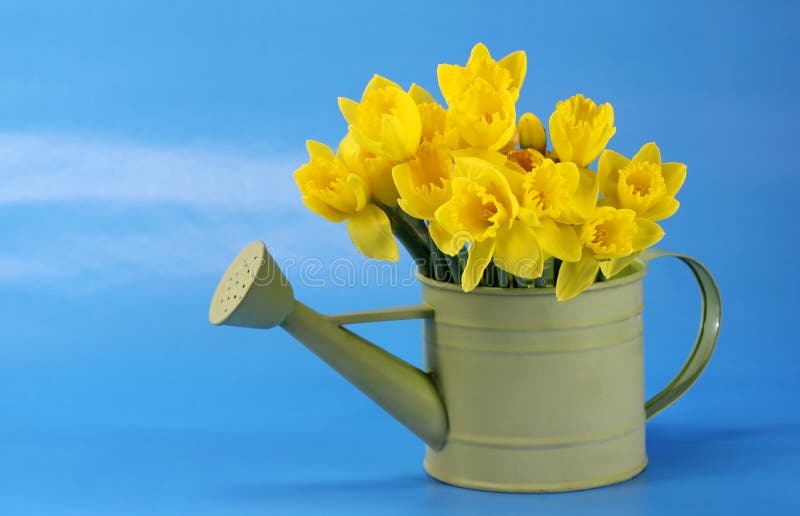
{"left": 208, "top": 240, "right": 294, "bottom": 328}
{"left": 208, "top": 241, "right": 269, "bottom": 326}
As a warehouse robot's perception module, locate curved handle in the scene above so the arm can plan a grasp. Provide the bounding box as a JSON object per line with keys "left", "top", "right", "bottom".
{"left": 642, "top": 248, "right": 722, "bottom": 419}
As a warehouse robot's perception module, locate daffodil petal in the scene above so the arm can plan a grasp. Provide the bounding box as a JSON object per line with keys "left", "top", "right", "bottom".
{"left": 467, "top": 42, "right": 491, "bottom": 65}
{"left": 348, "top": 126, "right": 379, "bottom": 157}
{"left": 632, "top": 218, "right": 665, "bottom": 251}
{"left": 306, "top": 140, "right": 336, "bottom": 160}
{"left": 347, "top": 204, "right": 399, "bottom": 262}
{"left": 599, "top": 251, "right": 641, "bottom": 279}
{"left": 380, "top": 112, "right": 420, "bottom": 161}
{"left": 561, "top": 167, "right": 599, "bottom": 224}
{"left": 452, "top": 148, "right": 508, "bottom": 167}
{"left": 433, "top": 194, "right": 463, "bottom": 236}
{"left": 437, "top": 64, "right": 466, "bottom": 106}
{"left": 346, "top": 174, "right": 369, "bottom": 212}
{"left": 499, "top": 163, "right": 525, "bottom": 200}
{"left": 337, "top": 98, "right": 359, "bottom": 127}
{"left": 598, "top": 149, "right": 629, "bottom": 198}
{"left": 662, "top": 162, "right": 687, "bottom": 197}
{"left": 643, "top": 197, "right": 680, "bottom": 221}
{"left": 518, "top": 206, "right": 540, "bottom": 227}
{"left": 409, "top": 83, "right": 436, "bottom": 105}
{"left": 558, "top": 161, "right": 580, "bottom": 194}
{"left": 336, "top": 132, "right": 359, "bottom": 162}
{"left": 633, "top": 142, "right": 661, "bottom": 165}
{"left": 363, "top": 162, "right": 398, "bottom": 207}
{"left": 536, "top": 218, "right": 581, "bottom": 262}
{"left": 429, "top": 220, "right": 465, "bottom": 256}
{"left": 392, "top": 162, "right": 426, "bottom": 219}
{"left": 493, "top": 222, "right": 544, "bottom": 279}
{"left": 548, "top": 111, "right": 573, "bottom": 164}
{"left": 556, "top": 252, "right": 600, "bottom": 301}
{"left": 365, "top": 74, "right": 402, "bottom": 92}
{"left": 462, "top": 238, "right": 495, "bottom": 292}
{"left": 498, "top": 50, "right": 526, "bottom": 99}
{"left": 301, "top": 196, "right": 347, "bottom": 222}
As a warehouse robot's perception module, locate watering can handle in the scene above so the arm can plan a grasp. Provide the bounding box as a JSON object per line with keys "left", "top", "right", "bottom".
{"left": 641, "top": 249, "right": 722, "bottom": 420}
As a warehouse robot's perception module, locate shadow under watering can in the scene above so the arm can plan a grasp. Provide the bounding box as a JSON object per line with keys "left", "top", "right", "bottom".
{"left": 209, "top": 240, "right": 721, "bottom": 493}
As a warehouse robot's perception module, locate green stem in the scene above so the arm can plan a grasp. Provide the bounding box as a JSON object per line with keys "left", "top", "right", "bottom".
{"left": 444, "top": 252, "right": 462, "bottom": 285}
{"left": 428, "top": 234, "right": 448, "bottom": 281}
{"left": 514, "top": 276, "right": 530, "bottom": 288}
{"left": 534, "top": 258, "right": 556, "bottom": 288}
{"left": 381, "top": 205, "right": 430, "bottom": 272}
{"left": 496, "top": 267, "right": 510, "bottom": 288}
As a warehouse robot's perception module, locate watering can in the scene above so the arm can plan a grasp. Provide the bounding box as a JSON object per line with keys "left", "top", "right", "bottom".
{"left": 209, "top": 240, "right": 721, "bottom": 492}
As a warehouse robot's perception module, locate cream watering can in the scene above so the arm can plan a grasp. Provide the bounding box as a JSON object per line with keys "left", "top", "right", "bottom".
{"left": 209, "top": 240, "right": 721, "bottom": 492}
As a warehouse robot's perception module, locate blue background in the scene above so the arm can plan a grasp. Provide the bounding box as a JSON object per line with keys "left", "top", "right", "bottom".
{"left": 1, "top": 0, "right": 798, "bottom": 514}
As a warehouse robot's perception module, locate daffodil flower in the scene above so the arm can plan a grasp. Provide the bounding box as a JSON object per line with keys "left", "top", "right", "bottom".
{"left": 337, "top": 133, "right": 398, "bottom": 207}
{"left": 437, "top": 42, "right": 527, "bottom": 105}
{"left": 338, "top": 75, "right": 422, "bottom": 162}
{"left": 511, "top": 158, "right": 598, "bottom": 262}
{"left": 392, "top": 141, "right": 453, "bottom": 221}
{"left": 432, "top": 155, "right": 548, "bottom": 291}
{"left": 556, "top": 206, "right": 664, "bottom": 301}
{"left": 517, "top": 158, "right": 599, "bottom": 225}
{"left": 598, "top": 142, "right": 686, "bottom": 221}
{"left": 448, "top": 79, "right": 517, "bottom": 151}
{"left": 549, "top": 94, "right": 616, "bottom": 167}
{"left": 437, "top": 43, "right": 526, "bottom": 152}
{"left": 294, "top": 140, "right": 399, "bottom": 262}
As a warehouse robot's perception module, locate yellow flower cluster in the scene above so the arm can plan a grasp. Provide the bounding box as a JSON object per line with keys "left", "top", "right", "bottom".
{"left": 294, "top": 43, "right": 686, "bottom": 300}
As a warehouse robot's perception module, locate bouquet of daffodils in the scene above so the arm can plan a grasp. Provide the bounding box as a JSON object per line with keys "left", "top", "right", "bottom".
{"left": 294, "top": 43, "right": 685, "bottom": 300}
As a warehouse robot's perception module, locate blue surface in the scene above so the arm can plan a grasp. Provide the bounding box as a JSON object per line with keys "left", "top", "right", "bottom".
{"left": 1, "top": 1, "right": 799, "bottom": 514}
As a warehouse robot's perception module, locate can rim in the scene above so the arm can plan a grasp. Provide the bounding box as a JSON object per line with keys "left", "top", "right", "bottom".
{"left": 415, "top": 258, "right": 648, "bottom": 297}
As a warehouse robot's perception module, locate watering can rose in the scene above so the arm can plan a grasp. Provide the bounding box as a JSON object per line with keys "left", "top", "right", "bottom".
{"left": 293, "top": 42, "right": 687, "bottom": 299}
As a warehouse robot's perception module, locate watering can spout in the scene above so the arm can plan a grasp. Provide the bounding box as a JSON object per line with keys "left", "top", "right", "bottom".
{"left": 208, "top": 241, "right": 448, "bottom": 450}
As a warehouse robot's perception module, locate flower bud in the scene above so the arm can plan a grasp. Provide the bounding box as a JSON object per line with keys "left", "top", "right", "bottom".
{"left": 518, "top": 112, "right": 547, "bottom": 154}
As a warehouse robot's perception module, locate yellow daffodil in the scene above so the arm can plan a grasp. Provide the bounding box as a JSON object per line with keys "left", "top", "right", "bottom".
{"left": 338, "top": 75, "right": 422, "bottom": 162}
{"left": 437, "top": 43, "right": 525, "bottom": 152}
{"left": 518, "top": 158, "right": 598, "bottom": 225}
{"left": 433, "top": 155, "right": 547, "bottom": 291}
{"left": 438, "top": 42, "right": 527, "bottom": 105}
{"left": 294, "top": 140, "right": 399, "bottom": 262}
{"left": 337, "top": 133, "right": 398, "bottom": 207}
{"left": 549, "top": 94, "right": 616, "bottom": 167}
{"left": 294, "top": 43, "right": 681, "bottom": 298}
{"left": 392, "top": 142, "right": 453, "bottom": 221}
{"left": 556, "top": 207, "right": 664, "bottom": 301}
{"left": 518, "top": 112, "right": 547, "bottom": 154}
{"left": 449, "top": 79, "right": 517, "bottom": 151}
{"left": 598, "top": 142, "right": 686, "bottom": 221}
{"left": 513, "top": 158, "right": 599, "bottom": 262}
